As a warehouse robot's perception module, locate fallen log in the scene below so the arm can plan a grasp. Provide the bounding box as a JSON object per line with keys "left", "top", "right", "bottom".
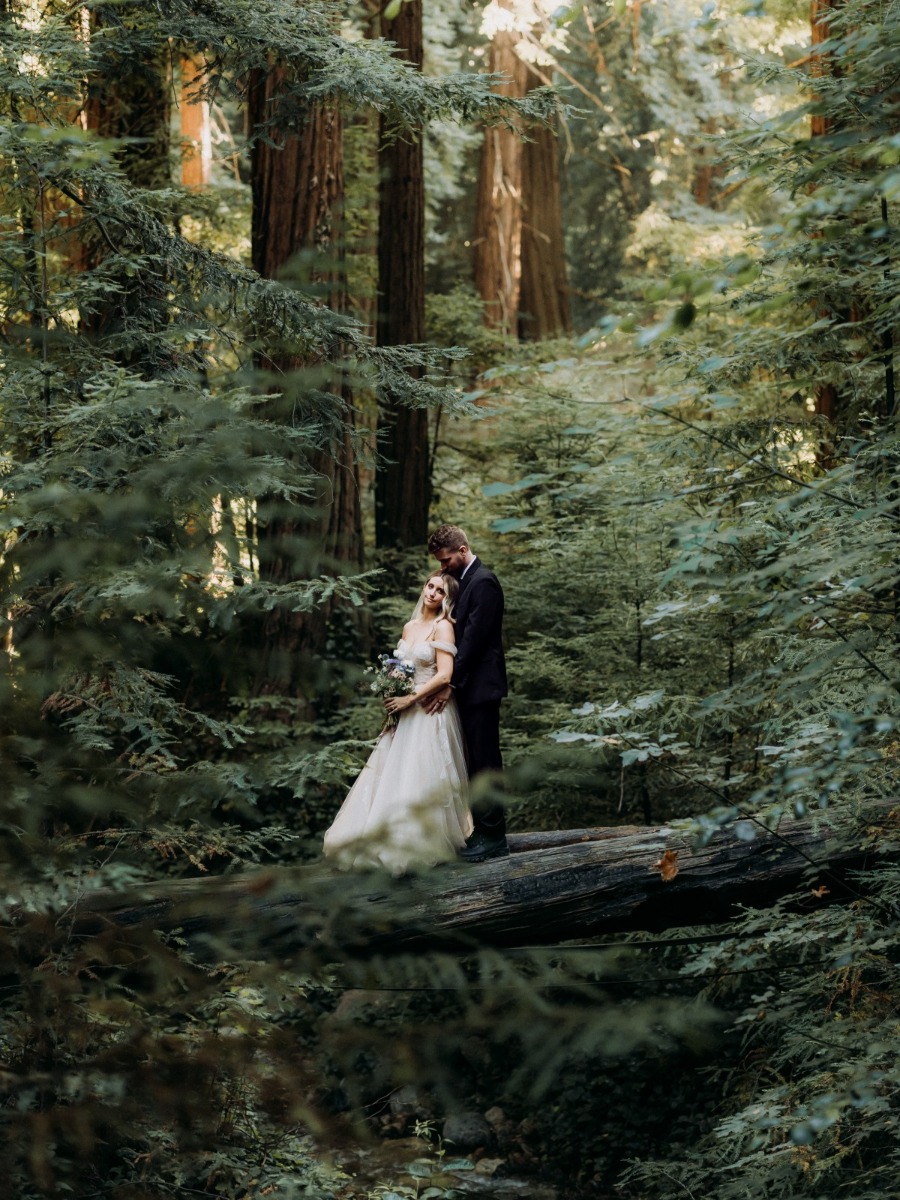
{"left": 506, "top": 827, "right": 641, "bottom": 852}
{"left": 70, "top": 803, "right": 896, "bottom": 957}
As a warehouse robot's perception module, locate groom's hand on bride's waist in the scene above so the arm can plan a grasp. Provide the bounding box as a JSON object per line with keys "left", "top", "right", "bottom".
{"left": 422, "top": 684, "right": 453, "bottom": 715}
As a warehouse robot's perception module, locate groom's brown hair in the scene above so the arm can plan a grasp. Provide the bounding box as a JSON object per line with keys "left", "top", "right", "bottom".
{"left": 428, "top": 524, "right": 468, "bottom": 553}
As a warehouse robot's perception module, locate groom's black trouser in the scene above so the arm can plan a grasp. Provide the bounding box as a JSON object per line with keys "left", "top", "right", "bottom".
{"left": 460, "top": 699, "right": 505, "bottom": 837}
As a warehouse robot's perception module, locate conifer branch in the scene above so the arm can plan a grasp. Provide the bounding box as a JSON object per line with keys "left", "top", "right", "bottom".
{"left": 627, "top": 397, "right": 899, "bottom": 522}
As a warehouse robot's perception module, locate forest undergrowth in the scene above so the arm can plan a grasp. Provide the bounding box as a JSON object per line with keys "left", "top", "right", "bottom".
{"left": 261, "top": 319, "right": 900, "bottom": 1198}
{"left": 2, "top": 0, "right": 900, "bottom": 1196}
{"left": 4, "top": 317, "right": 899, "bottom": 1199}
{"left": 3, "top": 251, "right": 898, "bottom": 1200}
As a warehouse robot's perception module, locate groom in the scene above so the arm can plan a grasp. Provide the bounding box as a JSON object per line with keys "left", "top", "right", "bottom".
{"left": 424, "top": 524, "right": 509, "bottom": 862}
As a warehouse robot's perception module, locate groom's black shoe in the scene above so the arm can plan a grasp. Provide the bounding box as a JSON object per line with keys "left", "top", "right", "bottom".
{"left": 458, "top": 831, "right": 510, "bottom": 863}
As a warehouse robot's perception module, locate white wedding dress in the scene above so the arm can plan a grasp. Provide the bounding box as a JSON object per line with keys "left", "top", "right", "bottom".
{"left": 323, "top": 638, "right": 473, "bottom": 874}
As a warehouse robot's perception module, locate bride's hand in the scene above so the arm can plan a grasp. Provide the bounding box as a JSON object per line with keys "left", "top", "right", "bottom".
{"left": 423, "top": 684, "right": 452, "bottom": 715}
{"left": 384, "top": 694, "right": 416, "bottom": 715}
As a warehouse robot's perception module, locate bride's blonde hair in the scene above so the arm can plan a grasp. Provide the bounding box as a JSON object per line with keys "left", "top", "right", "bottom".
{"left": 410, "top": 571, "right": 458, "bottom": 626}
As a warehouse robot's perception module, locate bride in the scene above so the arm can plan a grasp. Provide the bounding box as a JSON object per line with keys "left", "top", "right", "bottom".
{"left": 323, "top": 571, "right": 473, "bottom": 874}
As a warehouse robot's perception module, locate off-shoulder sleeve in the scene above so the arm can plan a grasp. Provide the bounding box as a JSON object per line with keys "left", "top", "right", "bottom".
{"left": 431, "top": 639, "right": 457, "bottom": 656}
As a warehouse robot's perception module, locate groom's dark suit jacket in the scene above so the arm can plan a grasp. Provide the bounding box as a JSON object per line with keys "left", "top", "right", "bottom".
{"left": 452, "top": 557, "right": 507, "bottom": 705}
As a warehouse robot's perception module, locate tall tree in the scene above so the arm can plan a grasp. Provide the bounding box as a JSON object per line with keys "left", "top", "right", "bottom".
{"left": 374, "top": 0, "right": 430, "bottom": 550}
{"left": 472, "top": 0, "right": 529, "bottom": 335}
{"left": 691, "top": 117, "right": 725, "bottom": 208}
{"left": 180, "top": 55, "right": 212, "bottom": 189}
{"left": 81, "top": 8, "right": 171, "bottom": 370}
{"left": 0, "top": 5, "right": 570, "bottom": 1192}
{"left": 518, "top": 62, "right": 570, "bottom": 340}
{"left": 810, "top": 0, "right": 844, "bottom": 423}
{"left": 83, "top": 18, "right": 170, "bottom": 191}
{"left": 248, "top": 67, "right": 364, "bottom": 697}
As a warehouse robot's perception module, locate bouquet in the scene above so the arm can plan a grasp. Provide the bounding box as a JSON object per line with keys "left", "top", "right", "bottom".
{"left": 366, "top": 652, "right": 416, "bottom": 729}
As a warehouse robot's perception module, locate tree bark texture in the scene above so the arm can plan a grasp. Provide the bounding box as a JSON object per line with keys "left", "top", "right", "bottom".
{"left": 810, "top": 0, "right": 839, "bottom": 139}
{"left": 248, "top": 66, "right": 364, "bottom": 697}
{"left": 809, "top": 1, "right": 894, "bottom": 422}
{"left": 374, "top": 0, "right": 430, "bottom": 550}
{"left": 691, "top": 119, "right": 724, "bottom": 209}
{"left": 81, "top": 14, "right": 170, "bottom": 369}
{"left": 69, "top": 805, "right": 894, "bottom": 958}
{"left": 518, "top": 66, "right": 571, "bottom": 341}
{"left": 810, "top": 0, "right": 846, "bottom": 425}
{"left": 180, "top": 55, "right": 211, "bottom": 190}
{"left": 473, "top": 1, "right": 529, "bottom": 336}
{"left": 84, "top": 30, "right": 170, "bottom": 191}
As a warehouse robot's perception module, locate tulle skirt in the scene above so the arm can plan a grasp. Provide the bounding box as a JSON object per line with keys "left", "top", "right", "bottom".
{"left": 323, "top": 699, "right": 472, "bottom": 874}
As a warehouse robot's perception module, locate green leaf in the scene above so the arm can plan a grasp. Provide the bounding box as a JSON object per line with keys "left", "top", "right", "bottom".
{"left": 621, "top": 748, "right": 651, "bottom": 765}
{"left": 631, "top": 690, "right": 666, "bottom": 711}
{"left": 406, "top": 1161, "right": 434, "bottom": 1178}
{"left": 698, "top": 356, "right": 732, "bottom": 373}
{"left": 490, "top": 517, "right": 535, "bottom": 534}
{"left": 483, "top": 472, "right": 549, "bottom": 497}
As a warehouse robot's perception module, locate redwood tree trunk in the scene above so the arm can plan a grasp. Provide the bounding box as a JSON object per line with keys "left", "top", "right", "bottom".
{"left": 81, "top": 15, "right": 170, "bottom": 371}
{"left": 84, "top": 41, "right": 170, "bottom": 191}
{"left": 810, "top": 0, "right": 844, "bottom": 425}
{"left": 248, "top": 67, "right": 363, "bottom": 697}
{"left": 810, "top": 0, "right": 838, "bottom": 140}
{"left": 691, "top": 119, "right": 724, "bottom": 209}
{"left": 472, "top": 1, "right": 528, "bottom": 336}
{"left": 518, "top": 66, "right": 570, "bottom": 341}
{"left": 180, "top": 55, "right": 211, "bottom": 190}
{"left": 374, "top": 0, "right": 430, "bottom": 550}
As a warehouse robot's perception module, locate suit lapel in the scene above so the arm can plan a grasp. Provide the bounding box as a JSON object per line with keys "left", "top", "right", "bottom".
{"left": 458, "top": 557, "right": 479, "bottom": 597}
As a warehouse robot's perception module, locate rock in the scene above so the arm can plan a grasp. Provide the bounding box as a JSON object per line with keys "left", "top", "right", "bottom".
{"left": 389, "top": 1084, "right": 434, "bottom": 1121}
{"left": 474, "top": 1157, "right": 505, "bottom": 1177}
{"left": 442, "top": 1111, "right": 495, "bottom": 1153}
{"left": 484, "top": 1105, "right": 514, "bottom": 1143}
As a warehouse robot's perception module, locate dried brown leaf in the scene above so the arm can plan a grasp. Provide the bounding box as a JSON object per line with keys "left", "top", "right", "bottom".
{"left": 652, "top": 848, "right": 679, "bottom": 883}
